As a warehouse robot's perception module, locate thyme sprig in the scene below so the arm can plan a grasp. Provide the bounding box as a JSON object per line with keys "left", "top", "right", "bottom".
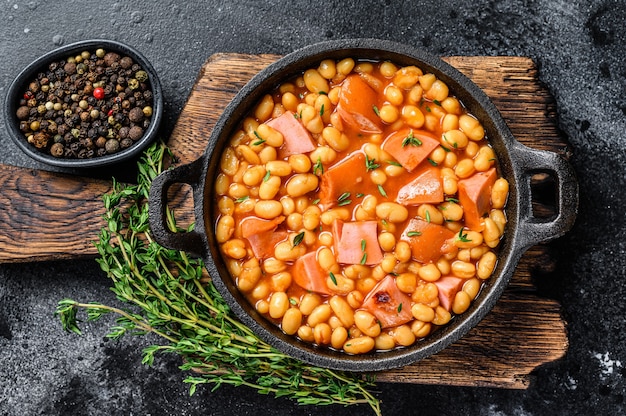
{"left": 55, "top": 141, "right": 381, "bottom": 415}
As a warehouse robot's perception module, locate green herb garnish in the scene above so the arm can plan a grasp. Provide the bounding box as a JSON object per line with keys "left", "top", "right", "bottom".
{"left": 55, "top": 142, "right": 380, "bottom": 415}
{"left": 329, "top": 272, "right": 338, "bottom": 286}
{"left": 427, "top": 158, "right": 438, "bottom": 166}
{"left": 407, "top": 231, "right": 422, "bottom": 237}
{"left": 365, "top": 155, "right": 380, "bottom": 172}
{"left": 293, "top": 231, "right": 305, "bottom": 248}
{"left": 373, "top": 105, "right": 380, "bottom": 116}
{"left": 386, "top": 160, "right": 403, "bottom": 167}
{"left": 313, "top": 157, "right": 324, "bottom": 176}
{"left": 377, "top": 184, "right": 387, "bottom": 198}
{"left": 458, "top": 227, "right": 472, "bottom": 242}
{"left": 319, "top": 104, "right": 325, "bottom": 116}
{"left": 442, "top": 134, "right": 457, "bottom": 149}
{"left": 263, "top": 170, "right": 271, "bottom": 182}
{"left": 337, "top": 192, "right": 351, "bottom": 206}
{"left": 401, "top": 130, "right": 422, "bottom": 147}
{"left": 361, "top": 239, "right": 366, "bottom": 252}
{"left": 252, "top": 130, "right": 265, "bottom": 145}
{"left": 235, "top": 195, "right": 250, "bottom": 203}
{"left": 397, "top": 303, "right": 403, "bottom": 313}
{"left": 360, "top": 252, "right": 368, "bottom": 265}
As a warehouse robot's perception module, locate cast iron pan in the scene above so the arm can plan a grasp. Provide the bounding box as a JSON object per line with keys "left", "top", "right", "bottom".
{"left": 149, "top": 39, "right": 578, "bottom": 372}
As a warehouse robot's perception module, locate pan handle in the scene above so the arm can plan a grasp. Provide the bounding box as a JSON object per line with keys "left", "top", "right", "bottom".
{"left": 148, "top": 157, "right": 207, "bottom": 258}
{"left": 510, "top": 142, "right": 578, "bottom": 250}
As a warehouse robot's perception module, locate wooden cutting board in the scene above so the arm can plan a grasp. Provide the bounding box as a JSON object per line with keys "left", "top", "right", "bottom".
{"left": 0, "top": 53, "right": 569, "bottom": 389}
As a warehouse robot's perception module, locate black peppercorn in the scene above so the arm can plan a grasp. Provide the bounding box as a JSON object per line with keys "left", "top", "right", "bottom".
{"left": 120, "top": 138, "right": 133, "bottom": 148}
{"left": 32, "top": 132, "right": 49, "bottom": 148}
{"left": 105, "top": 138, "right": 120, "bottom": 153}
{"left": 128, "top": 125, "right": 143, "bottom": 141}
{"left": 95, "top": 136, "right": 107, "bottom": 148}
{"left": 50, "top": 142, "right": 64, "bottom": 157}
{"left": 128, "top": 107, "right": 144, "bottom": 123}
{"left": 64, "top": 62, "right": 76, "bottom": 75}
{"left": 120, "top": 56, "right": 134, "bottom": 69}
{"left": 103, "top": 52, "right": 120, "bottom": 66}
{"left": 16, "top": 106, "right": 30, "bottom": 120}
{"left": 118, "top": 126, "right": 130, "bottom": 139}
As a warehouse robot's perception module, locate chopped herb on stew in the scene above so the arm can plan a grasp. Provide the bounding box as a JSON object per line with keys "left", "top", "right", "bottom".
{"left": 337, "top": 192, "right": 351, "bottom": 206}
{"left": 401, "top": 130, "right": 423, "bottom": 147}
{"left": 365, "top": 155, "right": 380, "bottom": 171}
{"left": 329, "top": 271, "right": 337, "bottom": 285}
{"left": 457, "top": 228, "right": 472, "bottom": 242}
{"left": 292, "top": 231, "right": 305, "bottom": 248}
{"left": 313, "top": 157, "right": 324, "bottom": 175}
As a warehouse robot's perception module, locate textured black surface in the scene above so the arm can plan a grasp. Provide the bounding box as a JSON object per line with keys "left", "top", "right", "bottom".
{"left": 1, "top": 1, "right": 624, "bottom": 415}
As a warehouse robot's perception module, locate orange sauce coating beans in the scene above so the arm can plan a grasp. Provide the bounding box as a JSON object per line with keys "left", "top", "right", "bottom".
{"left": 214, "top": 58, "right": 509, "bottom": 355}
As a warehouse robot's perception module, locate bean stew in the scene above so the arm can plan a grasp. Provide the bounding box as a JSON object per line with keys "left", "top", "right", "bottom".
{"left": 214, "top": 58, "right": 509, "bottom": 354}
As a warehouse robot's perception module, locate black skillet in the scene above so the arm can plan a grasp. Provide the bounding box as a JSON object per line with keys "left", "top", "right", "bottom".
{"left": 149, "top": 39, "right": 578, "bottom": 372}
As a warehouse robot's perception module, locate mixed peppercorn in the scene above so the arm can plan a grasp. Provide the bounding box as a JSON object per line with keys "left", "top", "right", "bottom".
{"left": 15, "top": 48, "right": 154, "bottom": 159}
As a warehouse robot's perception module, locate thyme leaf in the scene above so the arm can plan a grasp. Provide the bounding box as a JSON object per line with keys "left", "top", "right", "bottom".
{"left": 386, "top": 160, "right": 403, "bottom": 167}
{"left": 293, "top": 231, "right": 305, "bottom": 248}
{"left": 329, "top": 272, "right": 338, "bottom": 286}
{"left": 313, "top": 157, "right": 324, "bottom": 176}
{"left": 365, "top": 155, "right": 380, "bottom": 172}
{"left": 253, "top": 130, "right": 266, "bottom": 145}
{"left": 401, "top": 130, "right": 422, "bottom": 147}
{"left": 337, "top": 192, "right": 351, "bottom": 206}
{"left": 457, "top": 227, "right": 472, "bottom": 242}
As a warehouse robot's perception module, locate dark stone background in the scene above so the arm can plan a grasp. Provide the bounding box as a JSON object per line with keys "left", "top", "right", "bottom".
{"left": 1, "top": 1, "right": 625, "bottom": 415}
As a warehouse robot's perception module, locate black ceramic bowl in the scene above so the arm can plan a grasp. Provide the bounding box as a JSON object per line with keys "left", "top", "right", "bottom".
{"left": 149, "top": 39, "right": 578, "bottom": 372}
{"left": 4, "top": 39, "right": 163, "bottom": 169}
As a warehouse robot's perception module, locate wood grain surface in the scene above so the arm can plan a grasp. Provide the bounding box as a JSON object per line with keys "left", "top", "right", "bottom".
{"left": 0, "top": 54, "right": 569, "bottom": 388}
